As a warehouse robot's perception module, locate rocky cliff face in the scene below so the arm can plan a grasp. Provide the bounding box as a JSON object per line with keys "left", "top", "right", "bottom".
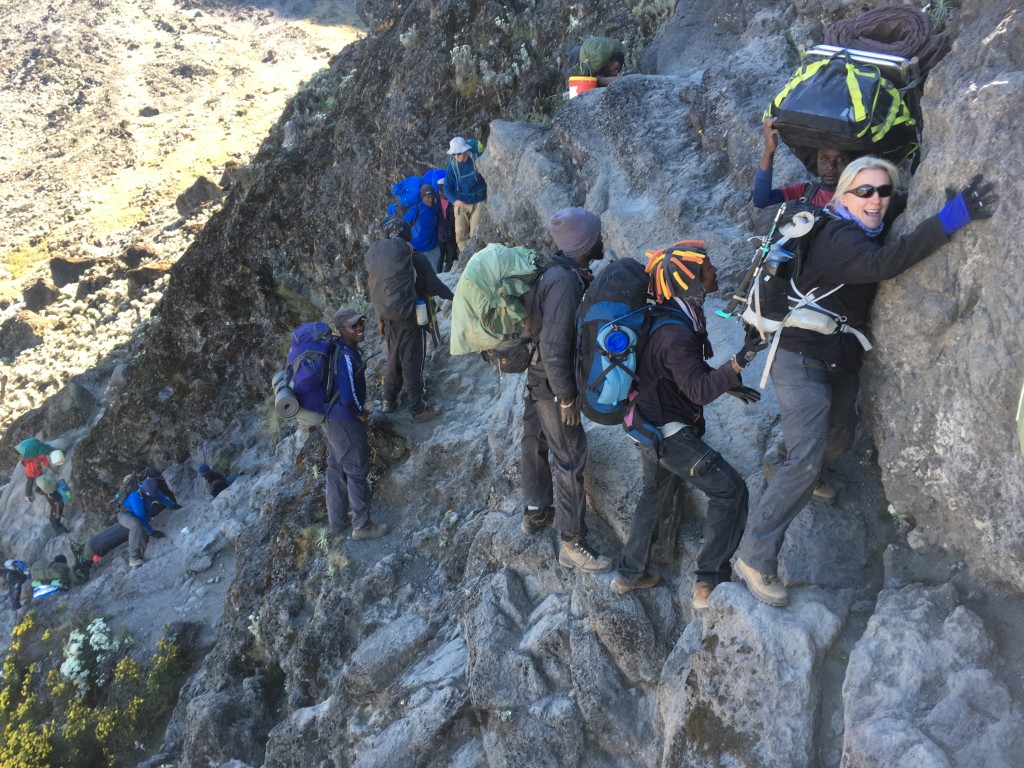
{"left": 3, "top": 0, "right": 1024, "bottom": 767}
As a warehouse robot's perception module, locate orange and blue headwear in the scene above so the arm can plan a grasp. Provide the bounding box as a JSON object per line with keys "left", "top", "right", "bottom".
{"left": 645, "top": 240, "right": 707, "bottom": 303}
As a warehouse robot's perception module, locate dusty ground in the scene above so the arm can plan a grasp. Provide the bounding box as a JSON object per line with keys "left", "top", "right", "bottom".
{"left": 0, "top": 0, "right": 363, "bottom": 294}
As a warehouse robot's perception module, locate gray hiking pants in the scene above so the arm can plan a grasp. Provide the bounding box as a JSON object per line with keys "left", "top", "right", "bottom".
{"left": 117, "top": 510, "right": 149, "bottom": 561}
{"left": 738, "top": 349, "right": 859, "bottom": 575}
{"left": 382, "top": 321, "right": 427, "bottom": 413}
{"left": 324, "top": 418, "right": 373, "bottom": 531}
{"left": 521, "top": 390, "right": 588, "bottom": 540}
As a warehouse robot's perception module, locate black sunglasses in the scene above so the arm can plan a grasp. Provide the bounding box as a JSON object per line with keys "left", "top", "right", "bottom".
{"left": 847, "top": 184, "right": 894, "bottom": 199}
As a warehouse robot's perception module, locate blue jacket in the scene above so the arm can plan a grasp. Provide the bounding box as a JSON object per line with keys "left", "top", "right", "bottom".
{"left": 326, "top": 342, "right": 366, "bottom": 422}
{"left": 404, "top": 199, "right": 440, "bottom": 252}
{"left": 122, "top": 489, "right": 174, "bottom": 534}
{"left": 443, "top": 149, "right": 487, "bottom": 204}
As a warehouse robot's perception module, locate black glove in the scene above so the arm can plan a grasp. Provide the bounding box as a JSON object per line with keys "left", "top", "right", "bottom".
{"left": 734, "top": 337, "right": 769, "bottom": 369}
{"left": 725, "top": 385, "right": 761, "bottom": 404}
{"left": 150, "top": 530, "right": 166, "bottom": 539}
{"left": 961, "top": 174, "right": 998, "bottom": 219}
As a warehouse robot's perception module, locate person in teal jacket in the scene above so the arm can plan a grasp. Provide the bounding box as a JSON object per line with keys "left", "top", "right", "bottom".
{"left": 118, "top": 477, "right": 175, "bottom": 567}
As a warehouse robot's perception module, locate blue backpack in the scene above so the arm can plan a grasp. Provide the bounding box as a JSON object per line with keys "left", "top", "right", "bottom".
{"left": 576, "top": 259, "right": 692, "bottom": 427}
{"left": 392, "top": 175, "right": 424, "bottom": 208}
{"left": 285, "top": 322, "right": 340, "bottom": 426}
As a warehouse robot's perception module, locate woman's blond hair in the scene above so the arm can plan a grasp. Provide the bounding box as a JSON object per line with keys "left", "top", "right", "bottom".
{"left": 829, "top": 156, "right": 900, "bottom": 209}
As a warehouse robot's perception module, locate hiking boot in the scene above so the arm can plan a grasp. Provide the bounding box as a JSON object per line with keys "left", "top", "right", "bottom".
{"left": 734, "top": 558, "right": 789, "bottom": 607}
{"left": 128, "top": 556, "right": 144, "bottom": 568}
{"left": 610, "top": 571, "right": 660, "bottom": 595}
{"left": 521, "top": 506, "right": 554, "bottom": 534}
{"left": 381, "top": 399, "right": 398, "bottom": 414}
{"left": 352, "top": 521, "right": 390, "bottom": 540}
{"left": 559, "top": 538, "right": 613, "bottom": 573}
{"left": 812, "top": 477, "right": 836, "bottom": 503}
{"left": 692, "top": 582, "right": 715, "bottom": 610}
{"left": 411, "top": 405, "right": 441, "bottom": 422}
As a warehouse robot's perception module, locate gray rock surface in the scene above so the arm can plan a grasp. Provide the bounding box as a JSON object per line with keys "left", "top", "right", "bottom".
{"left": 842, "top": 583, "right": 1024, "bottom": 767}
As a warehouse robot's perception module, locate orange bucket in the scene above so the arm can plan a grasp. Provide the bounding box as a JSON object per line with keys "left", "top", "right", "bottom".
{"left": 568, "top": 76, "right": 598, "bottom": 98}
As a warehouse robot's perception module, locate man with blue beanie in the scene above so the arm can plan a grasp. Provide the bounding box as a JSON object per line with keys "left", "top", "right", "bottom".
{"left": 520, "top": 207, "right": 613, "bottom": 572}
{"left": 119, "top": 477, "right": 174, "bottom": 567}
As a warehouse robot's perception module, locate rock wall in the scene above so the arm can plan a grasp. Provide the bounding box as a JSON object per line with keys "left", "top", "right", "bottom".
{"left": 863, "top": 3, "right": 1024, "bottom": 590}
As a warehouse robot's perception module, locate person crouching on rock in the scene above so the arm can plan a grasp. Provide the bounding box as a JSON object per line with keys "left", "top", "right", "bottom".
{"left": 35, "top": 473, "right": 68, "bottom": 533}
{"left": 196, "top": 463, "right": 230, "bottom": 498}
{"left": 735, "top": 158, "right": 998, "bottom": 608}
{"left": 612, "top": 243, "right": 762, "bottom": 607}
{"left": 324, "top": 307, "right": 389, "bottom": 541}
{"left": 118, "top": 477, "right": 173, "bottom": 568}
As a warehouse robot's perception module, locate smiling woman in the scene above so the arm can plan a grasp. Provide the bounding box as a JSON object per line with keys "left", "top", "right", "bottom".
{"left": 734, "top": 155, "right": 1000, "bottom": 607}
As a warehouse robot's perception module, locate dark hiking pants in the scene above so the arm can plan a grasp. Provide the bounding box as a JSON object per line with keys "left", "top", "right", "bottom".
{"left": 617, "top": 427, "right": 748, "bottom": 585}
{"left": 383, "top": 321, "right": 427, "bottom": 413}
{"left": 521, "top": 392, "right": 588, "bottom": 540}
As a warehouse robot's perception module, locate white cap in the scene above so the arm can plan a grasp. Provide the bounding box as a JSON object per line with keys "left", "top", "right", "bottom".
{"left": 447, "top": 136, "right": 472, "bottom": 155}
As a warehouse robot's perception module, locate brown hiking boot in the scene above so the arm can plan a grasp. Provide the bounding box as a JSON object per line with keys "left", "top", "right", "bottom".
{"left": 521, "top": 506, "right": 555, "bottom": 534}
{"left": 735, "top": 558, "right": 789, "bottom": 607}
{"left": 610, "top": 571, "right": 660, "bottom": 595}
{"left": 559, "top": 538, "right": 613, "bottom": 573}
{"left": 352, "top": 521, "right": 390, "bottom": 540}
{"left": 411, "top": 405, "right": 441, "bottom": 422}
{"left": 692, "top": 582, "right": 715, "bottom": 610}
{"left": 812, "top": 477, "right": 836, "bottom": 503}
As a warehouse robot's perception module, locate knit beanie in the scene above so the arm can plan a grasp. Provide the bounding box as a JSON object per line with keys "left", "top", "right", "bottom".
{"left": 548, "top": 208, "right": 602, "bottom": 261}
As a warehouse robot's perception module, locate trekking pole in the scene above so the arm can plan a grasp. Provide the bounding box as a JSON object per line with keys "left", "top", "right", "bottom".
{"left": 717, "top": 203, "right": 788, "bottom": 318}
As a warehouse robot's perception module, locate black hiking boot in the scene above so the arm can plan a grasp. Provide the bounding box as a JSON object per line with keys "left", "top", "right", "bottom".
{"left": 521, "top": 506, "right": 555, "bottom": 534}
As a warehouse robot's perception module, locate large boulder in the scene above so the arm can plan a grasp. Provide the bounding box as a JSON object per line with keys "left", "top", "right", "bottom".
{"left": 863, "top": 3, "right": 1024, "bottom": 590}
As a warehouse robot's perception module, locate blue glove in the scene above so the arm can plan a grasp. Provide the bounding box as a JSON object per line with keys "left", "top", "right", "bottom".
{"left": 937, "top": 174, "right": 998, "bottom": 235}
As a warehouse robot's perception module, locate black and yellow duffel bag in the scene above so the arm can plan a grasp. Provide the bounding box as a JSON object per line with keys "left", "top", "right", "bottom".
{"left": 767, "top": 49, "right": 918, "bottom": 163}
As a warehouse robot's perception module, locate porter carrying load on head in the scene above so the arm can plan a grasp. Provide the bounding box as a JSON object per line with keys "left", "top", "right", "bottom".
{"left": 767, "top": 46, "right": 920, "bottom": 170}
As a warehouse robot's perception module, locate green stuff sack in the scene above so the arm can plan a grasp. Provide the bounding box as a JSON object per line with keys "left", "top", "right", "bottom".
{"left": 450, "top": 244, "right": 543, "bottom": 368}
{"left": 571, "top": 36, "right": 626, "bottom": 77}
{"left": 768, "top": 50, "right": 917, "bottom": 162}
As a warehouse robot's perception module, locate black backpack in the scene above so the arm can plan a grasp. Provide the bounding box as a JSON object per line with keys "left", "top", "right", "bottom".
{"left": 365, "top": 237, "right": 417, "bottom": 322}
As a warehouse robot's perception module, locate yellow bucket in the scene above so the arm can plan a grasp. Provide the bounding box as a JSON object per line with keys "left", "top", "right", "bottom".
{"left": 568, "top": 76, "right": 598, "bottom": 98}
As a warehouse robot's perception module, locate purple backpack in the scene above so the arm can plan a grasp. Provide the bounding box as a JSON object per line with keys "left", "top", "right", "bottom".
{"left": 286, "top": 322, "right": 340, "bottom": 423}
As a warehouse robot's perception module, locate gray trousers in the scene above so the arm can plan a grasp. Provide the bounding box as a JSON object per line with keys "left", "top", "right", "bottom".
{"left": 117, "top": 510, "right": 149, "bottom": 561}
{"left": 521, "top": 392, "right": 588, "bottom": 540}
{"left": 324, "top": 418, "right": 373, "bottom": 530}
{"left": 738, "top": 348, "right": 859, "bottom": 574}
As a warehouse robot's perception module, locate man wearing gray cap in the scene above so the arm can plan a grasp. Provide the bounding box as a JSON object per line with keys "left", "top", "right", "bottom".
{"left": 324, "top": 307, "right": 388, "bottom": 540}
{"left": 443, "top": 136, "right": 487, "bottom": 253}
{"left": 520, "top": 207, "right": 612, "bottom": 572}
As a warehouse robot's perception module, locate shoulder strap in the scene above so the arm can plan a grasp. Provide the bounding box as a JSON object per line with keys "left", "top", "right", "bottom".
{"left": 798, "top": 182, "right": 821, "bottom": 204}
